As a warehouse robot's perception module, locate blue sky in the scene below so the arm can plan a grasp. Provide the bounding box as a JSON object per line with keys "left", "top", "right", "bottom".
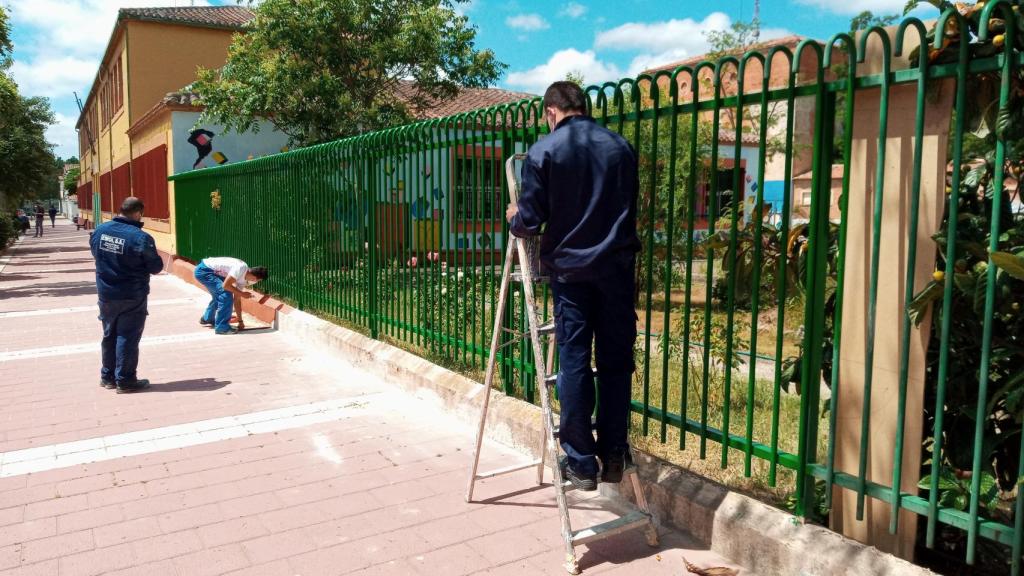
{"left": 5, "top": 0, "right": 928, "bottom": 159}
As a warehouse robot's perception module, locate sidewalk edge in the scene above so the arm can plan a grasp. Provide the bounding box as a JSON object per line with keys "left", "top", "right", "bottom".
{"left": 269, "top": 305, "right": 934, "bottom": 576}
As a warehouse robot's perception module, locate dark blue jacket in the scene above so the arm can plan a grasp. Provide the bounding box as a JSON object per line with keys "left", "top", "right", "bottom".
{"left": 90, "top": 217, "right": 163, "bottom": 301}
{"left": 510, "top": 115, "right": 640, "bottom": 282}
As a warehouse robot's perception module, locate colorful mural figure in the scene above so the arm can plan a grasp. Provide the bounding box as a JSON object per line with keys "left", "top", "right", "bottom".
{"left": 187, "top": 128, "right": 230, "bottom": 169}
{"left": 171, "top": 113, "right": 289, "bottom": 175}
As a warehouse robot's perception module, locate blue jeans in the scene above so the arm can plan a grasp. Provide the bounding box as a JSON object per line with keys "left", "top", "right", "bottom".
{"left": 195, "top": 263, "right": 233, "bottom": 332}
{"left": 551, "top": 265, "right": 637, "bottom": 477}
{"left": 99, "top": 298, "right": 148, "bottom": 384}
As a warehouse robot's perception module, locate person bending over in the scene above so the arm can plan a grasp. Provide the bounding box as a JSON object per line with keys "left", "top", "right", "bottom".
{"left": 194, "top": 256, "right": 268, "bottom": 334}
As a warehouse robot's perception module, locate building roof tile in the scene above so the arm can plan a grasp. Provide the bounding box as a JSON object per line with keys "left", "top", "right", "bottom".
{"left": 119, "top": 6, "right": 254, "bottom": 30}
{"left": 395, "top": 82, "right": 537, "bottom": 119}
{"left": 641, "top": 34, "right": 808, "bottom": 75}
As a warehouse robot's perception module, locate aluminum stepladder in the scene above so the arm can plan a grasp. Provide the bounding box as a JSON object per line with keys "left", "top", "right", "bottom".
{"left": 464, "top": 153, "right": 658, "bottom": 575}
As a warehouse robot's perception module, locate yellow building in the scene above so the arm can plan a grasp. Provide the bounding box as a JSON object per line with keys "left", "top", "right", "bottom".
{"left": 75, "top": 6, "right": 253, "bottom": 260}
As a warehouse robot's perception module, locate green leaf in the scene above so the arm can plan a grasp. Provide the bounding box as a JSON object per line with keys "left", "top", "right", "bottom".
{"left": 918, "top": 470, "right": 960, "bottom": 491}
{"left": 987, "top": 371, "right": 1024, "bottom": 421}
{"left": 969, "top": 99, "right": 1000, "bottom": 140}
{"left": 954, "top": 272, "right": 976, "bottom": 298}
{"left": 964, "top": 164, "right": 985, "bottom": 188}
{"left": 974, "top": 269, "right": 989, "bottom": 316}
{"left": 979, "top": 473, "right": 1001, "bottom": 514}
{"left": 990, "top": 251, "right": 1024, "bottom": 281}
{"left": 908, "top": 281, "right": 944, "bottom": 327}
{"left": 996, "top": 105, "right": 1012, "bottom": 139}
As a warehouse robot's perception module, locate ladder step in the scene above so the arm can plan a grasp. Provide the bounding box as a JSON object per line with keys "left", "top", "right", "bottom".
{"left": 474, "top": 460, "right": 543, "bottom": 480}
{"left": 511, "top": 272, "right": 549, "bottom": 283}
{"left": 570, "top": 510, "right": 652, "bottom": 546}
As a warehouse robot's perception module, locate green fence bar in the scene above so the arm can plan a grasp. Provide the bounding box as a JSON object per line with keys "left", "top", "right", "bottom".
{"left": 890, "top": 19, "right": 930, "bottom": 535}
{"left": 854, "top": 27, "right": 892, "bottom": 521}
{"left": 822, "top": 32, "right": 856, "bottom": 510}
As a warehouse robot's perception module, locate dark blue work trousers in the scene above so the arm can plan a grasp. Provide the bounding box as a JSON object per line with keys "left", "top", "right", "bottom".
{"left": 99, "top": 298, "right": 148, "bottom": 384}
{"left": 551, "top": 265, "right": 637, "bottom": 477}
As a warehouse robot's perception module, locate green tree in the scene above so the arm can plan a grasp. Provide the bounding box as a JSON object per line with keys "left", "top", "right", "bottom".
{"left": 0, "top": 6, "right": 57, "bottom": 210}
{"left": 64, "top": 168, "right": 80, "bottom": 195}
{"left": 704, "top": 19, "right": 762, "bottom": 62}
{"left": 194, "top": 0, "right": 506, "bottom": 146}
{"left": 849, "top": 10, "right": 899, "bottom": 33}
{"left": 701, "top": 19, "right": 787, "bottom": 160}
{"left": 564, "top": 70, "right": 585, "bottom": 87}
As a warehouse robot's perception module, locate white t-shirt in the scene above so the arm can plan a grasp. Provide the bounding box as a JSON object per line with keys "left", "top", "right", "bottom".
{"left": 202, "top": 257, "right": 250, "bottom": 288}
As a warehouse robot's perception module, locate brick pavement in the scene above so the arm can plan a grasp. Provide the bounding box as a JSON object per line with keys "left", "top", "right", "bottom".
{"left": 0, "top": 219, "right": 749, "bottom": 575}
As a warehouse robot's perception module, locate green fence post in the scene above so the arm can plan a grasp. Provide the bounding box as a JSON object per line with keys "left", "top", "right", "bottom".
{"left": 367, "top": 148, "right": 379, "bottom": 340}
{"left": 795, "top": 40, "right": 829, "bottom": 518}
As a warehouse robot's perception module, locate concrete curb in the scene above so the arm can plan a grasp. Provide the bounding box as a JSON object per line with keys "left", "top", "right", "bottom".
{"left": 275, "top": 307, "right": 935, "bottom": 576}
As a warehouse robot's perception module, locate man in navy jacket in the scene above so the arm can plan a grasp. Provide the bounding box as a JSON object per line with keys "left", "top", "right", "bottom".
{"left": 90, "top": 197, "right": 164, "bottom": 393}
{"left": 507, "top": 81, "right": 641, "bottom": 491}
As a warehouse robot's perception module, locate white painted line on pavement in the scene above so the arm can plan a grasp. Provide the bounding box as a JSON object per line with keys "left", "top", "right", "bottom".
{"left": 0, "top": 393, "right": 384, "bottom": 477}
{"left": 0, "top": 331, "right": 219, "bottom": 362}
{"left": 0, "top": 298, "right": 201, "bottom": 319}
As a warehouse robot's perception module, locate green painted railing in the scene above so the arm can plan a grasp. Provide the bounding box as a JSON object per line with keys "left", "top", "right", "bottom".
{"left": 173, "top": 6, "right": 1024, "bottom": 572}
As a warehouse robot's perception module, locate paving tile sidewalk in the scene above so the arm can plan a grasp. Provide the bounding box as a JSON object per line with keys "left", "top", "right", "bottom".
{"left": 0, "top": 219, "right": 750, "bottom": 575}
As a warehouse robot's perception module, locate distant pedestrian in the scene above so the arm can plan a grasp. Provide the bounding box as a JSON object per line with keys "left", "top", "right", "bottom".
{"left": 89, "top": 197, "right": 164, "bottom": 393}
{"left": 194, "top": 257, "right": 268, "bottom": 334}
{"left": 17, "top": 210, "right": 29, "bottom": 235}
{"left": 33, "top": 204, "right": 44, "bottom": 237}
{"left": 48, "top": 206, "right": 57, "bottom": 227}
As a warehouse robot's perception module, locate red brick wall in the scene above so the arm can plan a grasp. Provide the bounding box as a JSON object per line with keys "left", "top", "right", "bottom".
{"left": 132, "top": 145, "right": 169, "bottom": 219}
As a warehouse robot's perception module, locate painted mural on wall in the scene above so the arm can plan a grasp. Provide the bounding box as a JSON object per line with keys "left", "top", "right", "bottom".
{"left": 171, "top": 111, "right": 290, "bottom": 175}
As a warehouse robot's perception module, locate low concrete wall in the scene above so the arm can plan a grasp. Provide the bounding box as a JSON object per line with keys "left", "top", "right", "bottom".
{"left": 275, "top": 307, "right": 935, "bottom": 576}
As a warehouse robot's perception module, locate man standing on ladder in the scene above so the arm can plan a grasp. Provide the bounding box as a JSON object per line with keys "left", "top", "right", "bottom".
{"left": 505, "top": 81, "right": 640, "bottom": 491}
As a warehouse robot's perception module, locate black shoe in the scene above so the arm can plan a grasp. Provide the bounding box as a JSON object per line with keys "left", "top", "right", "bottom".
{"left": 116, "top": 379, "right": 150, "bottom": 394}
{"left": 100, "top": 379, "right": 115, "bottom": 389}
{"left": 215, "top": 327, "right": 238, "bottom": 335}
{"left": 199, "top": 317, "right": 213, "bottom": 327}
{"left": 559, "top": 456, "right": 597, "bottom": 491}
{"left": 600, "top": 450, "right": 634, "bottom": 484}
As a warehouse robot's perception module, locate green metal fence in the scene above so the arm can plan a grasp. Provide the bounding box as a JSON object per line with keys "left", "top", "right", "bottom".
{"left": 172, "top": 5, "right": 1024, "bottom": 572}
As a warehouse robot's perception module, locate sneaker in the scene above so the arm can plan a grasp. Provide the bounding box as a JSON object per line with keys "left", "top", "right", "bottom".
{"left": 100, "top": 379, "right": 115, "bottom": 389}
{"left": 215, "top": 327, "right": 238, "bottom": 335}
{"left": 199, "top": 317, "right": 213, "bottom": 327}
{"left": 559, "top": 456, "right": 597, "bottom": 491}
{"left": 116, "top": 379, "right": 150, "bottom": 394}
{"left": 600, "top": 450, "right": 635, "bottom": 484}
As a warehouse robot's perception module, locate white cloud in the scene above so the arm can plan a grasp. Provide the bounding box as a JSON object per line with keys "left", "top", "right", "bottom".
{"left": 46, "top": 113, "right": 80, "bottom": 161}
{"left": 595, "top": 12, "right": 732, "bottom": 55}
{"left": 453, "top": 0, "right": 477, "bottom": 17}
{"left": 792, "top": 0, "right": 928, "bottom": 15}
{"left": 596, "top": 15, "right": 793, "bottom": 74}
{"left": 506, "top": 13, "right": 550, "bottom": 31}
{"left": 505, "top": 48, "right": 622, "bottom": 94}
{"left": 9, "top": 0, "right": 212, "bottom": 56}
{"left": 7, "top": 0, "right": 212, "bottom": 158}
{"left": 559, "top": 2, "right": 587, "bottom": 19}
{"left": 9, "top": 56, "right": 98, "bottom": 99}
